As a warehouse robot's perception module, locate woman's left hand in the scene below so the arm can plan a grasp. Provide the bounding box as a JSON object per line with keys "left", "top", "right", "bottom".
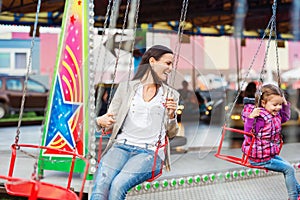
{"left": 165, "top": 98, "right": 177, "bottom": 119}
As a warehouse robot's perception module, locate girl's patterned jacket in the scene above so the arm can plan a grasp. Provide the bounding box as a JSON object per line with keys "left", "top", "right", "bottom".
{"left": 241, "top": 102, "right": 290, "bottom": 162}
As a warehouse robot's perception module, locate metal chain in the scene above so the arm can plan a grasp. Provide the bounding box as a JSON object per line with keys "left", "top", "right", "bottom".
{"left": 273, "top": 1, "right": 281, "bottom": 87}
{"left": 225, "top": 0, "right": 278, "bottom": 124}
{"left": 10, "top": 0, "right": 42, "bottom": 180}
{"left": 157, "top": 0, "right": 189, "bottom": 145}
{"left": 126, "top": 0, "right": 141, "bottom": 89}
{"left": 257, "top": 0, "right": 278, "bottom": 90}
{"left": 107, "top": 0, "right": 131, "bottom": 107}
{"left": 94, "top": 0, "right": 114, "bottom": 118}
{"left": 94, "top": 0, "right": 113, "bottom": 85}
{"left": 170, "top": 0, "right": 189, "bottom": 88}
{"left": 14, "top": 0, "right": 42, "bottom": 146}
{"left": 19, "top": 149, "right": 73, "bottom": 164}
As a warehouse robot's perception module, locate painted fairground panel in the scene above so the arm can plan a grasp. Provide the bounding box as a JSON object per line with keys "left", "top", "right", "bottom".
{"left": 39, "top": 0, "right": 91, "bottom": 175}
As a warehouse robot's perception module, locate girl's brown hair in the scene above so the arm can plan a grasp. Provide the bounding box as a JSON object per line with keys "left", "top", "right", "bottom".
{"left": 255, "top": 84, "right": 283, "bottom": 107}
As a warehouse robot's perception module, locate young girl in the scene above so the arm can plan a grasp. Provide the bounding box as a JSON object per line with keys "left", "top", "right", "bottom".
{"left": 242, "top": 84, "right": 300, "bottom": 200}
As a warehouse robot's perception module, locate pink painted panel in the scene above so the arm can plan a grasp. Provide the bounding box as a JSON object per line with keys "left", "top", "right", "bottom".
{"left": 39, "top": 33, "right": 58, "bottom": 83}
{"left": 229, "top": 37, "right": 266, "bottom": 73}
{"left": 169, "top": 34, "right": 205, "bottom": 70}
{"left": 288, "top": 41, "right": 300, "bottom": 69}
{"left": 241, "top": 38, "right": 266, "bottom": 72}
{"left": 12, "top": 32, "right": 31, "bottom": 39}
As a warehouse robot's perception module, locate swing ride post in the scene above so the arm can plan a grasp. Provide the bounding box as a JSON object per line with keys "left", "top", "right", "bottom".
{"left": 8, "top": 145, "right": 17, "bottom": 177}
{"left": 66, "top": 153, "right": 77, "bottom": 190}
{"left": 28, "top": 182, "right": 39, "bottom": 200}
{"left": 147, "top": 137, "right": 168, "bottom": 182}
{"left": 151, "top": 143, "right": 160, "bottom": 181}
{"left": 241, "top": 135, "right": 255, "bottom": 165}
{"left": 79, "top": 159, "right": 89, "bottom": 200}
{"left": 215, "top": 125, "right": 227, "bottom": 156}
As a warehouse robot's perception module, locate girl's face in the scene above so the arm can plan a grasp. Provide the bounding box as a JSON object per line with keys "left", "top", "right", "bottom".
{"left": 149, "top": 53, "right": 173, "bottom": 81}
{"left": 261, "top": 94, "right": 283, "bottom": 116}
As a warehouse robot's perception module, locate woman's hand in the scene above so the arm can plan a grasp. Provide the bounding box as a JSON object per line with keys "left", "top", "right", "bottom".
{"left": 165, "top": 98, "right": 177, "bottom": 119}
{"left": 249, "top": 108, "right": 261, "bottom": 119}
{"left": 96, "top": 113, "right": 116, "bottom": 128}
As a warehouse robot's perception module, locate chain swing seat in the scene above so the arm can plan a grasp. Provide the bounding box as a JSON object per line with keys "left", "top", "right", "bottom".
{"left": 215, "top": 125, "right": 283, "bottom": 169}
{"left": 0, "top": 0, "right": 92, "bottom": 199}
{"left": 0, "top": 144, "right": 90, "bottom": 200}
{"left": 96, "top": 128, "right": 112, "bottom": 163}
{"left": 147, "top": 136, "right": 169, "bottom": 182}
{"left": 215, "top": 0, "right": 282, "bottom": 170}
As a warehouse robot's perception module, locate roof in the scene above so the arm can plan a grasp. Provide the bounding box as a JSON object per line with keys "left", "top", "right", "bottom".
{"left": 0, "top": 0, "right": 295, "bottom": 38}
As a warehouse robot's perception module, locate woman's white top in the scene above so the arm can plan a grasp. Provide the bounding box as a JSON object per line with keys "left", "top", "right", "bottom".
{"left": 116, "top": 85, "right": 166, "bottom": 159}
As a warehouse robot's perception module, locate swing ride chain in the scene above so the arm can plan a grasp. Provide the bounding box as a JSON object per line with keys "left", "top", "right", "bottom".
{"left": 94, "top": 0, "right": 113, "bottom": 118}
{"left": 107, "top": 0, "right": 131, "bottom": 107}
{"left": 97, "top": 0, "right": 135, "bottom": 151}
{"left": 94, "top": 0, "right": 121, "bottom": 119}
{"left": 257, "top": 0, "right": 278, "bottom": 101}
{"left": 166, "top": 0, "right": 189, "bottom": 101}
{"left": 225, "top": 0, "right": 278, "bottom": 124}
{"left": 170, "top": 0, "right": 189, "bottom": 87}
{"left": 94, "top": 0, "right": 113, "bottom": 84}
{"left": 94, "top": 0, "right": 123, "bottom": 157}
{"left": 156, "top": 0, "right": 189, "bottom": 147}
{"left": 14, "top": 0, "right": 42, "bottom": 148}
{"left": 127, "top": 0, "right": 141, "bottom": 89}
{"left": 273, "top": 1, "right": 281, "bottom": 88}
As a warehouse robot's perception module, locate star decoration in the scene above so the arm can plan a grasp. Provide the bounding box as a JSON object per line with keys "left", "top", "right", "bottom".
{"left": 46, "top": 77, "right": 80, "bottom": 148}
{"left": 70, "top": 15, "right": 76, "bottom": 24}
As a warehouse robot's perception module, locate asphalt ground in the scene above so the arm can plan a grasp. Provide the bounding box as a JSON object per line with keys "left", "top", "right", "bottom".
{"left": 1, "top": 125, "right": 300, "bottom": 200}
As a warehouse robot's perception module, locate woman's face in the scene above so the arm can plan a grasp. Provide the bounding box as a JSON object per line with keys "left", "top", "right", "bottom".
{"left": 150, "top": 53, "right": 174, "bottom": 81}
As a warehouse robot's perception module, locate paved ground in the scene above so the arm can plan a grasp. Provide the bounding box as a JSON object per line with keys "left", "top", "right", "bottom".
{"left": 127, "top": 173, "right": 300, "bottom": 200}
{"left": 0, "top": 124, "right": 300, "bottom": 199}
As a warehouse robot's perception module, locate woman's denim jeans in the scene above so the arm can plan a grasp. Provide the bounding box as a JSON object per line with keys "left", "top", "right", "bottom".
{"left": 90, "top": 143, "right": 162, "bottom": 200}
{"left": 250, "top": 155, "right": 300, "bottom": 200}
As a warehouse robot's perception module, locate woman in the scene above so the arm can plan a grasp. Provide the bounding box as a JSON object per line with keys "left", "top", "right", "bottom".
{"left": 91, "top": 45, "right": 180, "bottom": 200}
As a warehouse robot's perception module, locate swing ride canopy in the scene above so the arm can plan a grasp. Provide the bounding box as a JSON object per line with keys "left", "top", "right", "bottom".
{"left": 0, "top": 0, "right": 295, "bottom": 37}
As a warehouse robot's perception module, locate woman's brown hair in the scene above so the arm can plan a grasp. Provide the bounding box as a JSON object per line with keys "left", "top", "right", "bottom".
{"left": 133, "top": 45, "right": 173, "bottom": 84}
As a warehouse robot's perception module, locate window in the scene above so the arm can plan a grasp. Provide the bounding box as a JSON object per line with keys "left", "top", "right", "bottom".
{"left": 15, "top": 53, "right": 27, "bottom": 69}
{"left": 0, "top": 52, "right": 10, "bottom": 69}
{"left": 0, "top": 49, "right": 29, "bottom": 73}
{"left": 6, "top": 79, "right": 23, "bottom": 91}
{"left": 28, "top": 79, "right": 46, "bottom": 93}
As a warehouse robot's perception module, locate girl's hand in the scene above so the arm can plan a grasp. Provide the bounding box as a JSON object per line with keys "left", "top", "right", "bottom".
{"left": 249, "top": 108, "right": 261, "bottom": 118}
{"left": 282, "top": 95, "right": 288, "bottom": 105}
{"left": 165, "top": 98, "right": 177, "bottom": 119}
{"left": 96, "top": 113, "right": 116, "bottom": 128}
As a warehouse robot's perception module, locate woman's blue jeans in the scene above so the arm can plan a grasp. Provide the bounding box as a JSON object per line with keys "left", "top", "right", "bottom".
{"left": 250, "top": 155, "right": 300, "bottom": 200}
{"left": 90, "top": 143, "right": 162, "bottom": 200}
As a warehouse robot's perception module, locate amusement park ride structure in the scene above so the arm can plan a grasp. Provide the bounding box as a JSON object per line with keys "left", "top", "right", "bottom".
{"left": 0, "top": 0, "right": 297, "bottom": 199}
{"left": 0, "top": 0, "right": 298, "bottom": 39}
{"left": 0, "top": 0, "right": 189, "bottom": 199}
